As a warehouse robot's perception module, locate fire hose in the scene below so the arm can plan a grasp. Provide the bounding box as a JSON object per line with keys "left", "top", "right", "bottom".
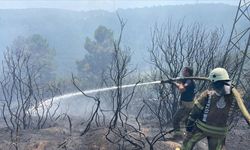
{"left": 232, "top": 88, "right": 250, "bottom": 125}
{"left": 160, "top": 76, "right": 210, "bottom": 83}
{"left": 161, "top": 76, "right": 250, "bottom": 125}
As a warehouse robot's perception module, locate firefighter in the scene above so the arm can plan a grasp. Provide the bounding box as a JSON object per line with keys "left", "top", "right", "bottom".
{"left": 182, "top": 67, "right": 236, "bottom": 150}
{"left": 171, "top": 67, "right": 196, "bottom": 139}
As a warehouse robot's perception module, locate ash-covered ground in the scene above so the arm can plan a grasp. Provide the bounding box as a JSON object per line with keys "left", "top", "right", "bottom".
{"left": 0, "top": 116, "right": 249, "bottom": 150}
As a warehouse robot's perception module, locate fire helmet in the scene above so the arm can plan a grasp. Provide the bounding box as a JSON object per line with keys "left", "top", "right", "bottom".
{"left": 208, "top": 68, "right": 230, "bottom": 82}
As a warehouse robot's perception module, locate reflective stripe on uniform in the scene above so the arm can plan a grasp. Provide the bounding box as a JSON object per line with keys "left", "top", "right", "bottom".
{"left": 194, "top": 100, "right": 204, "bottom": 110}
{"left": 216, "top": 138, "right": 223, "bottom": 150}
{"left": 188, "top": 116, "right": 196, "bottom": 122}
{"left": 182, "top": 131, "right": 206, "bottom": 150}
{"left": 196, "top": 120, "right": 228, "bottom": 136}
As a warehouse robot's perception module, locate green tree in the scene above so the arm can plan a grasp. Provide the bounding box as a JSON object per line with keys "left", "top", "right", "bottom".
{"left": 10, "top": 34, "right": 56, "bottom": 85}
{"left": 76, "top": 25, "right": 114, "bottom": 88}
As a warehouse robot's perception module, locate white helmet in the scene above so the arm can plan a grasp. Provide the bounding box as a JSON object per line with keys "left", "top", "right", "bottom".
{"left": 208, "top": 68, "right": 230, "bottom": 82}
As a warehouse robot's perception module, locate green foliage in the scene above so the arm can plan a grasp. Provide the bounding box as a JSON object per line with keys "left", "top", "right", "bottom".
{"left": 0, "top": 5, "right": 236, "bottom": 76}
{"left": 94, "top": 25, "right": 113, "bottom": 44}
{"left": 76, "top": 25, "right": 114, "bottom": 87}
{"left": 10, "top": 34, "right": 56, "bottom": 84}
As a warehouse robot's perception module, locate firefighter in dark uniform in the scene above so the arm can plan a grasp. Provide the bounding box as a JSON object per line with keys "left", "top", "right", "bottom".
{"left": 182, "top": 68, "right": 236, "bottom": 150}
{"left": 172, "top": 67, "right": 196, "bottom": 139}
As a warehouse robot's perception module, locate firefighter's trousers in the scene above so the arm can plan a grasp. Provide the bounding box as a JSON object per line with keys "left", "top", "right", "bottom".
{"left": 182, "top": 128, "right": 225, "bottom": 150}
{"left": 173, "top": 101, "right": 193, "bottom": 131}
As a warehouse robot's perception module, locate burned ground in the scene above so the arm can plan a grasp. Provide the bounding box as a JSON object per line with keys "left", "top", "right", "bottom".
{"left": 0, "top": 116, "right": 249, "bottom": 150}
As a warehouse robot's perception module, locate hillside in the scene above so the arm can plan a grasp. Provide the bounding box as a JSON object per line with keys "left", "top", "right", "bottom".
{"left": 0, "top": 4, "right": 238, "bottom": 77}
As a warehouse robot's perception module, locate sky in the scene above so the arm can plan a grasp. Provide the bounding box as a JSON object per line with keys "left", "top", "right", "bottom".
{"left": 0, "top": 0, "right": 238, "bottom": 11}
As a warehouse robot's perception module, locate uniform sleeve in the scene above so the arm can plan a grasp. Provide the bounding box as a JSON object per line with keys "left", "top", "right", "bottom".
{"left": 186, "top": 90, "right": 208, "bottom": 132}
{"left": 183, "top": 79, "right": 192, "bottom": 87}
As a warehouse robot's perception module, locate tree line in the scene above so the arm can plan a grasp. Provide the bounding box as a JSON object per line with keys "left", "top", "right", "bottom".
{"left": 0, "top": 16, "right": 249, "bottom": 149}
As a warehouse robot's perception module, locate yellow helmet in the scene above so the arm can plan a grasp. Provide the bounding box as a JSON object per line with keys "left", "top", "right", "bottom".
{"left": 208, "top": 68, "right": 230, "bottom": 82}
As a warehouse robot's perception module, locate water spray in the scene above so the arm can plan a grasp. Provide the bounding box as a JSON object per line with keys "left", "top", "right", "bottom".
{"left": 31, "top": 76, "right": 250, "bottom": 125}
{"left": 30, "top": 80, "right": 162, "bottom": 112}
{"left": 40, "top": 77, "right": 209, "bottom": 107}
{"left": 33, "top": 77, "right": 209, "bottom": 111}
{"left": 29, "top": 79, "right": 159, "bottom": 110}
